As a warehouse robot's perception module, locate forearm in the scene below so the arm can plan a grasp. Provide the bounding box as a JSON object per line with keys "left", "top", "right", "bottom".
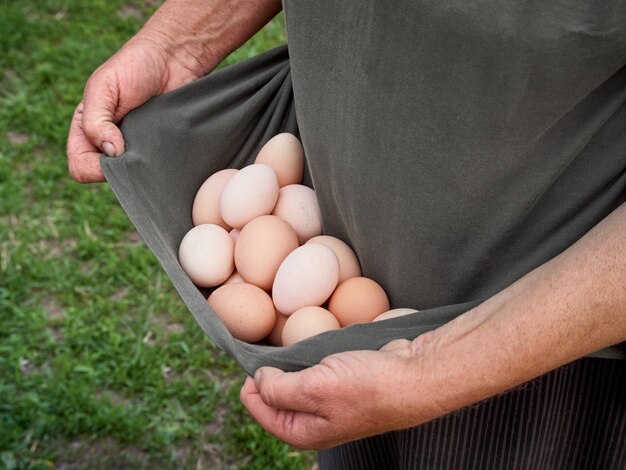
{"left": 136, "top": 0, "right": 283, "bottom": 75}
{"left": 410, "top": 202, "right": 626, "bottom": 420}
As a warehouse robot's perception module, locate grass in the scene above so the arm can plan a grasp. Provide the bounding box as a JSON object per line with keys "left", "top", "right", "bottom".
{"left": 0, "top": 1, "right": 315, "bottom": 468}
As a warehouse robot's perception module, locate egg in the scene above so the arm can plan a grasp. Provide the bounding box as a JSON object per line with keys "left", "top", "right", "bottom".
{"left": 234, "top": 215, "right": 299, "bottom": 291}
{"left": 272, "top": 244, "right": 340, "bottom": 315}
{"left": 223, "top": 271, "right": 245, "bottom": 285}
{"left": 207, "top": 283, "right": 276, "bottom": 343}
{"left": 281, "top": 306, "right": 341, "bottom": 346}
{"left": 272, "top": 184, "right": 322, "bottom": 244}
{"left": 255, "top": 133, "right": 304, "bottom": 187}
{"left": 328, "top": 277, "right": 390, "bottom": 326}
{"left": 306, "top": 235, "right": 361, "bottom": 283}
{"left": 266, "top": 313, "right": 289, "bottom": 346}
{"left": 192, "top": 168, "right": 238, "bottom": 229}
{"left": 229, "top": 228, "right": 240, "bottom": 242}
{"left": 373, "top": 308, "right": 419, "bottom": 322}
{"left": 178, "top": 224, "right": 234, "bottom": 287}
{"left": 220, "top": 164, "right": 280, "bottom": 229}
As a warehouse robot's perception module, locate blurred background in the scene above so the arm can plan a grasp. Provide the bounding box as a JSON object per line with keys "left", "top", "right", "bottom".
{"left": 0, "top": 1, "right": 316, "bottom": 468}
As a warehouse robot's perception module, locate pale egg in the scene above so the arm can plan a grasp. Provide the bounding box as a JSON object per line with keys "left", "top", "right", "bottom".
{"left": 272, "top": 184, "right": 322, "bottom": 244}
{"left": 220, "top": 164, "right": 279, "bottom": 229}
{"left": 178, "top": 224, "right": 234, "bottom": 287}
{"left": 208, "top": 283, "right": 277, "bottom": 343}
{"left": 234, "top": 215, "right": 299, "bottom": 291}
{"left": 282, "top": 306, "right": 340, "bottom": 346}
{"left": 255, "top": 133, "right": 304, "bottom": 187}
{"left": 306, "top": 235, "right": 361, "bottom": 283}
{"left": 192, "top": 168, "right": 238, "bottom": 229}
{"left": 272, "top": 244, "right": 340, "bottom": 315}
{"left": 328, "top": 277, "right": 390, "bottom": 326}
{"left": 373, "top": 308, "right": 419, "bottom": 322}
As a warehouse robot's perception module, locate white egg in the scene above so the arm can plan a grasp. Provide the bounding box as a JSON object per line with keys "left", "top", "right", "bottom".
{"left": 220, "top": 164, "right": 280, "bottom": 229}
{"left": 178, "top": 224, "right": 234, "bottom": 287}
{"left": 272, "top": 184, "right": 322, "bottom": 244}
{"left": 272, "top": 244, "right": 339, "bottom": 315}
{"left": 372, "top": 308, "right": 419, "bottom": 322}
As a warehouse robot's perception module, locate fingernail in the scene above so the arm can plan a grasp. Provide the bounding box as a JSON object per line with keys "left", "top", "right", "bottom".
{"left": 102, "top": 141, "right": 116, "bottom": 157}
{"left": 254, "top": 368, "right": 264, "bottom": 383}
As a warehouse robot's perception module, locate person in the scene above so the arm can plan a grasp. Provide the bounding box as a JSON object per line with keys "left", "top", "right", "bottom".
{"left": 67, "top": 0, "right": 626, "bottom": 468}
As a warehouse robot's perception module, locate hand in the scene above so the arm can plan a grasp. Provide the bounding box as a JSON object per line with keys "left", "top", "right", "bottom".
{"left": 66, "top": 0, "right": 283, "bottom": 184}
{"left": 240, "top": 336, "right": 446, "bottom": 450}
{"left": 67, "top": 37, "right": 203, "bottom": 183}
{"left": 241, "top": 203, "right": 626, "bottom": 451}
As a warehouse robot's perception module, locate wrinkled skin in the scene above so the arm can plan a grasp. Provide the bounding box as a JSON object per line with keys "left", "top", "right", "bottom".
{"left": 67, "top": 37, "right": 202, "bottom": 183}
{"left": 240, "top": 335, "right": 445, "bottom": 450}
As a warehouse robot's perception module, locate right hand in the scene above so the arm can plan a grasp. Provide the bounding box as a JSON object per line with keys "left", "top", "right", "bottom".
{"left": 67, "top": 0, "right": 283, "bottom": 184}
{"left": 67, "top": 37, "right": 203, "bottom": 183}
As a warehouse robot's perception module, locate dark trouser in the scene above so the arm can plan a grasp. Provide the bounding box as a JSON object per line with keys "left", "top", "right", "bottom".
{"left": 319, "top": 358, "right": 626, "bottom": 470}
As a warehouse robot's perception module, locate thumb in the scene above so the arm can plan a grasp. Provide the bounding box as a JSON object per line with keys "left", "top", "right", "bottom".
{"left": 254, "top": 367, "right": 319, "bottom": 413}
{"left": 81, "top": 74, "right": 126, "bottom": 157}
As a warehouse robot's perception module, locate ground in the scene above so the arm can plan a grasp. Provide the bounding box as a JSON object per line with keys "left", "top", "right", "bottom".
{"left": 0, "top": 1, "right": 316, "bottom": 468}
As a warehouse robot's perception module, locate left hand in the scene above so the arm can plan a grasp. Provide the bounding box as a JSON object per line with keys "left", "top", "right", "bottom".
{"left": 241, "top": 202, "right": 626, "bottom": 451}
{"left": 240, "top": 336, "right": 446, "bottom": 450}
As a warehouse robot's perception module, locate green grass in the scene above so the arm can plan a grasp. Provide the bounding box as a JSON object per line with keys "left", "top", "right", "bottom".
{"left": 0, "top": 1, "right": 315, "bottom": 468}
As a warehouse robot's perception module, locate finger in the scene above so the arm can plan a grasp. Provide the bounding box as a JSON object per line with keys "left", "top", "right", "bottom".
{"left": 253, "top": 367, "right": 320, "bottom": 414}
{"left": 240, "top": 376, "right": 294, "bottom": 434}
{"left": 67, "top": 102, "right": 106, "bottom": 183}
{"left": 82, "top": 73, "right": 126, "bottom": 157}
{"left": 240, "top": 376, "right": 329, "bottom": 450}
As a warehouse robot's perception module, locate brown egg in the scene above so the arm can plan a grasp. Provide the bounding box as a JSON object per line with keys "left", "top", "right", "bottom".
{"left": 192, "top": 168, "right": 238, "bottom": 229}
{"left": 266, "top": 313, "right": 289, "bottom": 346}
{"left": 235, "top": 215, "right": 299, "bottom": 291}
{"left": 223, "top": 271, "right": 245, "bottom": 285}
{"left": 207, "top": 283, "right": 276, "bottom": 343}
{"left": 306, "top": 235, "right": 361, "bottom": 283}
{"left": 373, "top": 308, "right": 419, "bottom": 322}
{"left": 255, "top": 133, "right": 304, "bottom": 187}
{"left": 282, "top": 306, "right": 341, "bottom": 346}
{"left": 272, "top": 184, "right": 322, "bottom": 244}
{"left": 328, "top": 277, "right": 390, "bottom": 326}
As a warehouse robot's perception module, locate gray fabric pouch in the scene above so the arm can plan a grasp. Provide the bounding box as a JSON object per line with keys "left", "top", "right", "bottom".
{"left": 101, "top": 45, "right": 624, "bottom": 375}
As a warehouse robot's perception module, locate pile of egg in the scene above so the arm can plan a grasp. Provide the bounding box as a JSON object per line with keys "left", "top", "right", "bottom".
{"left": 179, "top": 133, "right": 417, "bottom": 346}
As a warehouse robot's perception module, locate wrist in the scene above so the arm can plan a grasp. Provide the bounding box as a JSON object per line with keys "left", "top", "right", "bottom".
{"left": 399, "top": 295, "right": 514, "bottom": 425}
{"left": 137, "top": 0, "right": 282, "bottom": 76}
{"left": 376, "top": 331, "right": 458, "bottom": 430}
